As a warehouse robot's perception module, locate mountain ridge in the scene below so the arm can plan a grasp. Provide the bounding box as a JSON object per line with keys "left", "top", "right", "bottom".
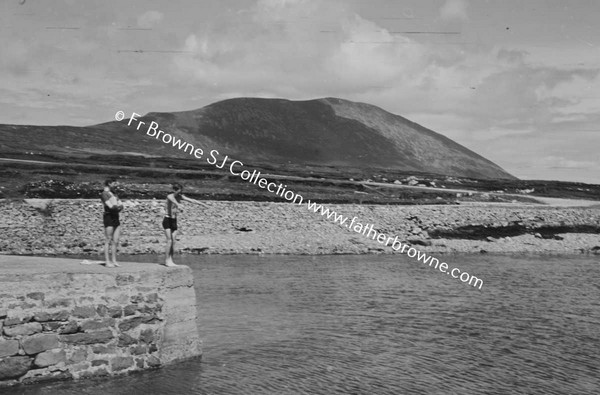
{"left": 1, "top": 97, "right": 515, "bottom": 180}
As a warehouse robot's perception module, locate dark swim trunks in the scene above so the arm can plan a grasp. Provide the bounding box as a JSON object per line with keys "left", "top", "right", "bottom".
{"left": 103, "top": 212, "right": 120, "bottom": 228}
{"left": 162, "top": 216, "right": 178, "bottom": 231}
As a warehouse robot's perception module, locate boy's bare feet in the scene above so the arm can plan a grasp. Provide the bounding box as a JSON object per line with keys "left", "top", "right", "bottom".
{"left": 163, "top": 257, "right": 178, "bottom": 267}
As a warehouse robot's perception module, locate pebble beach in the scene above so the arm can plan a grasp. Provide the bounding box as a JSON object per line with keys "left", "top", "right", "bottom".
{"left": 2, "top": 198, "right": 600, "bottom": 257}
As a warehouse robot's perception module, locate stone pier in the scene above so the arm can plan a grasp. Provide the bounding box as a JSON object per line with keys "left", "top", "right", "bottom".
{"left": 0, "top": 255, "right": 201, "bottom": 387}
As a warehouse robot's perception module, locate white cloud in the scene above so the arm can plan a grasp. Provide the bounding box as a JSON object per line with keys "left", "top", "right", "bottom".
{"left": 2, "top": 0, "right": 600, "bottom": 182}
{"left": 170, "top": 1, "right": 599, "bottom": 142}
{"left": 137, "top": 10, "right": 163, "bottom": 28}
{"left": 439, "top": 0, "right": 468, "bottom": 21}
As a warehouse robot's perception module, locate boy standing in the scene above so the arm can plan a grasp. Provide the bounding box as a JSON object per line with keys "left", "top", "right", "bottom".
{"left": 101, "top": 178, "right": 123, "bottom": 267}
{"left": 163, "top": 183, "right": 205, "bottom": 266}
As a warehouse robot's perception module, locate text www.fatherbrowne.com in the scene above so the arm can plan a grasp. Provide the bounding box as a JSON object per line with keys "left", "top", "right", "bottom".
{"left": 117, "top": 110, "right": 484, "bottom": 290}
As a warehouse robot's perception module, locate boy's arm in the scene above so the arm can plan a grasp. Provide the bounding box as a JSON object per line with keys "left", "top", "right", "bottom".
{"left": 182, "top": 195, "right": 206, "bottom": 207}
{"left": 102, "top": 191, "right": 122, "bottom": 211}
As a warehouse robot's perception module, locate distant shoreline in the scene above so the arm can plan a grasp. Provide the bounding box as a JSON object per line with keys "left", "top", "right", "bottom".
{"left": 1, "top": 199, "right": 599, "bottom": 257}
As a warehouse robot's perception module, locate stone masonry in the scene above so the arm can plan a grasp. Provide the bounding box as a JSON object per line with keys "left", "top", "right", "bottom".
{"left": 0, "top": 256, "right": 201, "bottom": 387}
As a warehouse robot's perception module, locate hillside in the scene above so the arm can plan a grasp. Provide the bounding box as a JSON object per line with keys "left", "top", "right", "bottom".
{"left": 0, "top": 97, "right": 514, "bottom": 180}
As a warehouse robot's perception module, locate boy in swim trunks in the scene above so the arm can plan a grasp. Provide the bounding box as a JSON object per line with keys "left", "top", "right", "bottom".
{"left": 101, "top": 178, "right": 123, "bottom": 267}
{"left": 163, "top": 183, "right": 205, "bottom": 266}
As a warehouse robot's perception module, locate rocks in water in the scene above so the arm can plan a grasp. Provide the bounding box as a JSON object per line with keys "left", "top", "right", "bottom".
{"left": 407, "top": 238, "right": 432, "bottom": 247}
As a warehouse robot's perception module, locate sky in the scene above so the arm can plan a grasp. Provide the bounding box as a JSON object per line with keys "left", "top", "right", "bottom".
{"left": 2, "top": 0, "right": 600, "bottom": 183}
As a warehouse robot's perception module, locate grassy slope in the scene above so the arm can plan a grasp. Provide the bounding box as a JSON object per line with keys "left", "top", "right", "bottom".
{"left": 1, "top": 153, "right": 597, "bottom": 204}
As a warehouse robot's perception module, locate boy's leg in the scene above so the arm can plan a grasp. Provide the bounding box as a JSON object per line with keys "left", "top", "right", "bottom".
{"left": 171, "top": 230, "right": 178, "bottom": 258}
{"left": 111, "top": 226, "right": 121, "bottom": 267}
{"left": 165, "top": 229, "right": 179, "bottom": 266}
{"left": 104, "top": 226, "right": 114, "bottom": 266}
{"left": 164, "top": 228, "right": 173, "bottom": 265}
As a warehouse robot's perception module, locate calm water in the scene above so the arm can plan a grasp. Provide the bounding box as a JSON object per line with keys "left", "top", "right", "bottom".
{"left": 7, "top": 254, "right": 600, "bottom": 394}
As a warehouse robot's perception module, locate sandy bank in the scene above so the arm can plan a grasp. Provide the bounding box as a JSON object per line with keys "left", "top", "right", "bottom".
{"left": 1, "top": 199, "right": 599, "bottom": 256}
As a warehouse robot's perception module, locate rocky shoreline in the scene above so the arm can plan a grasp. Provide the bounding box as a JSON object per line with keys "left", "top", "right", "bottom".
{"left": 1, "top": 199, "right": 600, "bottom": 257}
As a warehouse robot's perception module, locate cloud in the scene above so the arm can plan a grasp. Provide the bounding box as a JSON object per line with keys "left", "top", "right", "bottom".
{"left": 2, "top": 0, "right": 599, "bottom": 182}
{"left": 170, "top": 1, "right": 600, "bottom": 139}
{"left": 173, "top": 0, "right": 438, "bottom": 100}
{"left": 439, "top": 0, "right": 468, "bottom": 21}
{"left": 538, "top": 156, "right": 598, "bottom": 169}
{"left": 137, "top": 10, "right": 163, "bottom": 28}
{"left": 496, "top": 48, "right": 527, "bottom": 65}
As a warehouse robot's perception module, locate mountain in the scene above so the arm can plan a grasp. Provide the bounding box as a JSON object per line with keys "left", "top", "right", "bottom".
{"left": 0, "top": 97, "right": 515, "bottom": 179}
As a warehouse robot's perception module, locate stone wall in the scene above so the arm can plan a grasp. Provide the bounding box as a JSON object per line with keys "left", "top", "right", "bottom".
{"left": 0, "top": 256, "right": 200, "bottom": 387}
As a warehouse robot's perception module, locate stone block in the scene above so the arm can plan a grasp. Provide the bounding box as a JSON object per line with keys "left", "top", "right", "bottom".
{"left": 116, "top": 274, "right": 134, "bottom": 286}
{"left": 72, "top": 306, "right": 96, "bottom": 318}
{"left": 92, "top": 345, "right": 116, "bottom": 355}
{"left": 0, "top": 356, "right": 32, "bottom": 380}
{"left": 34, "top": 310, "right": 69, "bottom": 322}
{"left": 123, "top": 304, "right": 137, "bottom": 316}
{"left": 0, "top": 309, "right": 7, "bottom": 318}
{"left": 46, "top": 299, "right": 71, "bottom": 308}
{"left": 4, "top": 316, "right": 32, "bottom": 326}
{"left": 3, "top": 322, "right": 42, "bottom": 337}
{"left": 42, "top": 322, "right": 63, "bottom": 331}
{"left": 135, "top": 358, "right": 144, "bottom": 369}
{"left": 34, "top": 349, "right": 67, "bottom": 368}
{"left": 60, "top": 329, "right": 114, "bottom": 345}
{"left": 145, "top": 293, "right": 159, "bottom": 303}
{"left": 79, "top": 296, "right": 94, "bottom": 304}
{"left": 58, "top": 320, "right": 79, "bottom": 335}
{"left": 26, "top": 292, "right": 45, "bottom": 301}
{"left": 0, "top": 339, "right": 19, "bottom": 358}
{"left": 137, "top": 305, "right": 156, "bottom": 314}
{"left": 139, "top": 328, "right": 155, "bottom": 344}
{"left": 118, "top": 315, "right": 159, "bottom": 332}
{"left": 108, "top": 306, "right": 123, "bottom": 318}
{"left": 118, "top": 333, "right": 136, "bottom": 347}
{"left": 111, "top": 356, "right": 134, "bottom": 371}
{"left": 78, "top": 368, "right": 108, "bottom": 378}
{"left": 21, "top": 371, "right": 72, "bottom": 385}
{"left": 70, "top": 362, "right": 90, "bottom": 373}
{"left": 22, "top": 334, "right": 60, "bottom": 355}
{"left": 146, "top": 355, "right": 161, "bottom": 368}
{"left": 80, "top": 318, "right": 115, "bottom": 332}
{"left": 130, "top": 345, "right": 146, "bottom": 355}
{"left": 91, "top": 359, "right": 108, "bottom": 367}
{"left": 68, "top": 348, "right": 87, "bottom": 364}
{"left": 96, "top": 305, "right": 108, "bottom": 317}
